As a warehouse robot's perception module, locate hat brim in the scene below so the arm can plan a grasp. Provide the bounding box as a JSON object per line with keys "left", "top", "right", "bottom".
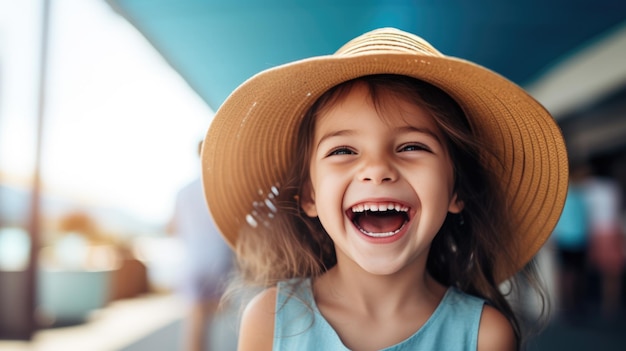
{"left": 202, "top": 51, "right": 568, "bottom": 281}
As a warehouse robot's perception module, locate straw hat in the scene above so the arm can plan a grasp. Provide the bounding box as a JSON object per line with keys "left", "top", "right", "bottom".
{"left": 202, "top": 27, "right": 568, "bottom": 278}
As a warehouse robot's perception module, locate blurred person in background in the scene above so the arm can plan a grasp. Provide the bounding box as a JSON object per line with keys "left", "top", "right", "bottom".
{"left": 582, "top": 159, "right": 625, "bottom": 320}
{"left": 551, "top": 162, "right": 591, "bottom": 321}
{"left": 169, "top": 140, "right": 234, "bottom": 351}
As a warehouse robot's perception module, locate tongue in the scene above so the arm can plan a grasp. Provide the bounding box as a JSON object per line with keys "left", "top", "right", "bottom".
{"left": 356, "top": 212, "right": 405, "bottom": 233}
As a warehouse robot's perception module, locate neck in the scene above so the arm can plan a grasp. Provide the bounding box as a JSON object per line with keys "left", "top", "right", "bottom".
{"left": 315, "top": 255, "right": 446, "bottom": 317}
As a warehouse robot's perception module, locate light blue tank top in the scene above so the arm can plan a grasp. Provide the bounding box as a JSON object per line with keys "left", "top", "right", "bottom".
{"left": 274, "top": 278, "right": 484, "bottom": 350}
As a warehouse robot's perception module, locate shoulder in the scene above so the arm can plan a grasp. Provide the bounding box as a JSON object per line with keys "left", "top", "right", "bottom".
{"left": 477, "top": 304, "right": 517, "bottom": 351}
{"left": 238, "top": 287, "right": 277, "bottom": 351}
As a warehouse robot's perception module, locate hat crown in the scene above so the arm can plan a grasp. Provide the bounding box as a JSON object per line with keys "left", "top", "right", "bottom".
{"left": 335, "top": 28, "right": 444, "bottom": 58}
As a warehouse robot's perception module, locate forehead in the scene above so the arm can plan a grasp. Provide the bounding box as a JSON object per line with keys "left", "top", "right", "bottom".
{"left": 315, "top": 81, "right": 440, "bottom": 130}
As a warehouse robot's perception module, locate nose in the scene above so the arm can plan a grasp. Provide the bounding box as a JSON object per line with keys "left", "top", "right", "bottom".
{"left": 358, "top": 154, "right": 398, "bottom": 184}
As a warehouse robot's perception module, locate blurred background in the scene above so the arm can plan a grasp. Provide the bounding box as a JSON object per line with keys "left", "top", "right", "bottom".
{"left": 0, "top": 0, "right": 625, "bottom": 350}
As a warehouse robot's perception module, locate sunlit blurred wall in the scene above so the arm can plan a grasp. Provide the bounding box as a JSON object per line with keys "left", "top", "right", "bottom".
{"left": 0, "top": 0, "right": 214, "bottom": 234}
{"left": 0, "top": 0, "right": 41, "bottom": 229}
{"left": 0, "top": 1, "right": 216, "bottom": 329}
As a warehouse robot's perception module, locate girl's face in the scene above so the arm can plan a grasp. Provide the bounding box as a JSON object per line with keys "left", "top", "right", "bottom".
{"left": 301, "top": 83, "right": 463, "bottom": 276}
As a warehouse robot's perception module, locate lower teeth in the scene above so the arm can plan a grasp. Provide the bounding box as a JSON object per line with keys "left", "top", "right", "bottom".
{"left": 360, "top": 228, "right": 400, "bottom": 238}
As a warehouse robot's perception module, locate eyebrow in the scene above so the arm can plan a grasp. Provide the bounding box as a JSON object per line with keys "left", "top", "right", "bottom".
{"left": 397, "top": 125, "right": 442, "bottom": 144}
{"left": 316, "top": 129, "right": 355, "bottom": 151}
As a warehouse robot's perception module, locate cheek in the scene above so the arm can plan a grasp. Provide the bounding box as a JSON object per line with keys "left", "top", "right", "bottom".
{"left": 417, "top": 165, "right": 456, "bottom": 205}
{"left": 437, "top": 160, "right": 456, "bottom": 196}
{"left": 312, "top": 173, "right": 348, "bottom": 219}
{"left": 312, "top": 177, "right": 335, "bottom": 208}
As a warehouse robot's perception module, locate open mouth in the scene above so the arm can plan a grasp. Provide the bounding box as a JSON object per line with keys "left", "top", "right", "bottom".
{"left": 348, "top": 202, "right": 410, "bottom": 238}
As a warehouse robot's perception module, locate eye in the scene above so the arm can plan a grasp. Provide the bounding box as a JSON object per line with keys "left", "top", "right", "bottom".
{"left": 398, "top": 143, "right": 432, "bottom": 153}
{"left": 327, "top": 146, "right": 356, "bottom": 156}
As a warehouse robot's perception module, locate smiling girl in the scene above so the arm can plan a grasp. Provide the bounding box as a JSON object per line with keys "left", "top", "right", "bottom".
{"left": 201, "top": 28, "right": 568, "bottom": 351}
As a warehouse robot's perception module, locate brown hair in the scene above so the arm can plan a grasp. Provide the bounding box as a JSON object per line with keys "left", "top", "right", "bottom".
{"left": 231, "top": 74, "right": 546, "bottom": 346}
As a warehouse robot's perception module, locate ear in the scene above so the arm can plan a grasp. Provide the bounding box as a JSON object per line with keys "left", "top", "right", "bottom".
{"left": 300, "top": 181, "right": 318, "bottom": 217}
{"left": 448, "top": 193, "right": 464, "bottom": 214}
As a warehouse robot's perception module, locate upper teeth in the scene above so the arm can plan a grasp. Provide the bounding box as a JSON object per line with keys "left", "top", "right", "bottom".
{"left": 351, "top": 202, "right": 409, "bottom": 213}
